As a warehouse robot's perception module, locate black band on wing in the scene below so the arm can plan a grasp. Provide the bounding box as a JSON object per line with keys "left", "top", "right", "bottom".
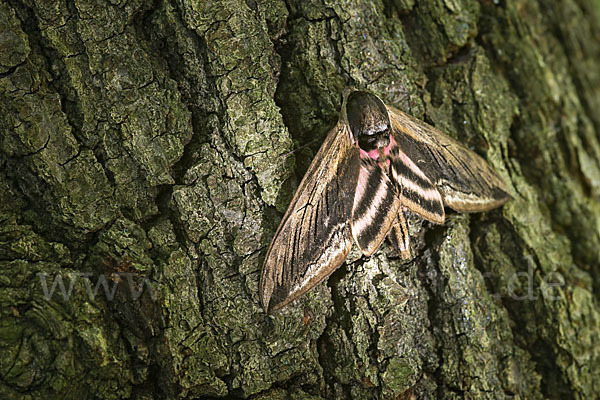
{"left": 389, "top": 147, "right": 445, "bottom": 224}
{"left": 352, "top": 160, "right": 386, "bottom": 221}
{"left": 388, "top": 105, "right": 511, "bottom": 212}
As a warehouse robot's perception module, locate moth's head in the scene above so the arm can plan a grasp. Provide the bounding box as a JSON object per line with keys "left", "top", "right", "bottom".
{"left": 346, "top": 91, "right": 391, "bottom": 150}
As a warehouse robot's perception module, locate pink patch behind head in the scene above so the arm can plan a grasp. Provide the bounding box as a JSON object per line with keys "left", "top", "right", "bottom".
{"left": 367, "top": 149, "right": 380, "bottom": 160}
{"left": 359, "top": 134, "right": 396, "bottom": 161}
{"left": 359, "top": 148, "right": 377, "bottom": 160}
{"left": 383, "top": 134, "right": 397, "bottom": 156}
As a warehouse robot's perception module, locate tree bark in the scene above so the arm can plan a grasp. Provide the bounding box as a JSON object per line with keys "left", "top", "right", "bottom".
{"left": 1, "top": 0, "right": 600, "bottom": 398}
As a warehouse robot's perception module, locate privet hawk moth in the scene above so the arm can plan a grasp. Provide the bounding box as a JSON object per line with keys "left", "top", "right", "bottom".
{"left": 260, "top": 90, "right": 510, "bottom": 313}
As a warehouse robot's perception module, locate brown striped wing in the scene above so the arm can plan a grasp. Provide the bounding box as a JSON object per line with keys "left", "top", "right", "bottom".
{"left": 387, "top": 106, "right": 511, "bottom": 213}
{"left": 259, "top": 123, "right": 360, "bottom": 313}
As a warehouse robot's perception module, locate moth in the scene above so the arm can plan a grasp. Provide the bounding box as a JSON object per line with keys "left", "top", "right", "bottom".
{"left": 260, "top": 90, "right": 510, "bottom": 313}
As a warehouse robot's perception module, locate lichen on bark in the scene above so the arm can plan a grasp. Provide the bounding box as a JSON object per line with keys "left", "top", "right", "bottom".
{"left": 1, "top": 0, "right": 600, "bottom": 399}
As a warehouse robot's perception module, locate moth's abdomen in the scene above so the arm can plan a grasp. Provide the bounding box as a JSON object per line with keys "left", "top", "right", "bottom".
{"left": 351, "top": 159, "right": 401, "bottom": 256}
{"left": 388, "top": 210, "right": 412, "bottom": 259}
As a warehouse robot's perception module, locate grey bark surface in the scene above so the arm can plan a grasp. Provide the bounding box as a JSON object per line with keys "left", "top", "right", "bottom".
{"left": 1, "top": 0, "right": 599, "bottom": 399}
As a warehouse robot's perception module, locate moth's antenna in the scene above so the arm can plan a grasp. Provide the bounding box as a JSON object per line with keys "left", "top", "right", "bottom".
{"left": 342, "top": 86, "right": 357, "bottom": 100}
{"left": 280, "top": 138, "right": 321, "bottom": 158}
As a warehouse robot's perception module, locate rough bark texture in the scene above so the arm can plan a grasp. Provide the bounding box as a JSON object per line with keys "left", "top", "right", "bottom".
{"left": 1, "top": 0, "right": 600, "bottom": 399}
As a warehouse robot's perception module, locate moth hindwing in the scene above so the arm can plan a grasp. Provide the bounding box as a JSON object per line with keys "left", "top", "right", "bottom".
{"left": 260, "top": 90, "right": 510, "bottom": 313}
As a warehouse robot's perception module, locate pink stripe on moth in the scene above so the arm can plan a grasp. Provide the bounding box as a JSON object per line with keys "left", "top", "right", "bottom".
{"left": 360, "top": 134, "right": 395, "bottom": 161}
{"left": 397, "top": 147, "right": 429, "bottom": 180}
{"left": 401, "top": 178, "right": 441, "bottom": 201}
{"left": 353, "top": 169, "right": 389, "bottom": 234}
{"left": 355, "top": 164, "right": 370, "bottom": 199}
{"left": 367, "top": 149, "right": 380, "bottom": 159}
{"left": 390, "top": 166, "right": 441, "bottom": 202}
{"left": 383, "top": 134, "right": 397, "bottom": 157}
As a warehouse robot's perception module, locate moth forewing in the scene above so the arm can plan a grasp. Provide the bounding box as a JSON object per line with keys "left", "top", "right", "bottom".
{"left": 386, "top": 105, "right": 511, "bottom": 212}
{"left": 259, "top": 122, "right": 360, "bottom": 313}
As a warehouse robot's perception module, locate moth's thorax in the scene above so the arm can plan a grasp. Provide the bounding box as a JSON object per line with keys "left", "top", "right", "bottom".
{"left": 346, "top": 91, "right": 391, "bottom": 152}
{"left": 359, "top": 135, "right": 396, "bottom": 174}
